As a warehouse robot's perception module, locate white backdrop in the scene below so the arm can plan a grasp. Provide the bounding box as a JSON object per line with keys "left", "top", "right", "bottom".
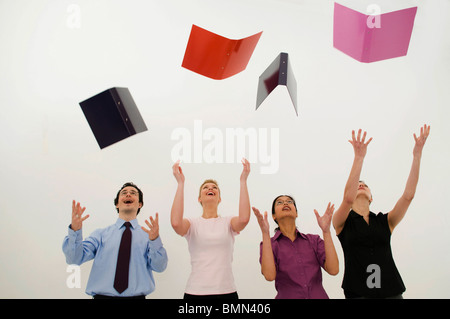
{"left": 0, "top": 0, "right": 449, "bottom": 299}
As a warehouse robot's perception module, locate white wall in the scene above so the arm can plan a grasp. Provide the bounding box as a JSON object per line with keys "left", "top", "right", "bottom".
{"left": 0, "top": 0, "right": 449, "bottom": 298}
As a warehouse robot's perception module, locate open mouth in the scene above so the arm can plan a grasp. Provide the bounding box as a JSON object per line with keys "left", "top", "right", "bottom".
{"left": 282, "top": 206, "right": 291, "bottom": 211}
{"left": 207, "top": 192, "right": 215, "bottom": 196}
{"left": 124, "top": 200, "right": 134, "bottom": 204}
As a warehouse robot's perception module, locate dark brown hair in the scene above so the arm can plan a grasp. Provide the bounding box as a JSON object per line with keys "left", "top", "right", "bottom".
{"left": 114, "top": 182, "right": 144, "bottom": 215}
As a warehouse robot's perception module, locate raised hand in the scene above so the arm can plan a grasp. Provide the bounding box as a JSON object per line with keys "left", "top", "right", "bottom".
{"left": 71, "top": 200, "right": 89, "bottom": 231}
{"left": 349, "top": 129, "right": 373, "bottom": 158}
{"left": 240, "top": 158, "right": 251, "bottom": 182}
{"left": 172, "top": 160, "right": 185, "bottom": 184}
{"left": 252, "top": 207, "right": 270, "bottom": 236}
{"left": 314, "top": 202, "right": 335, "bottom": 233}
{"left": 413, "top": 124, "right": 430, "bottom": 157}
{"left": 142, "top": 213, "right": 160, "bottom": 241}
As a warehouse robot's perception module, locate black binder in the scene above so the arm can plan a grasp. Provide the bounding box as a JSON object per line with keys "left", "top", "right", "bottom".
{"left": 79, "top": 87, "right": 148, "bottom": 149}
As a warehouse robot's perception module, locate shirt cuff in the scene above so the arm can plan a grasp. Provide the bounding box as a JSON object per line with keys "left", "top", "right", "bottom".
{"left": 148, "top": 235, "right": 163, "bottom": 249}
{"left": 68, "top": 225, "right": 82, "bottom": 240}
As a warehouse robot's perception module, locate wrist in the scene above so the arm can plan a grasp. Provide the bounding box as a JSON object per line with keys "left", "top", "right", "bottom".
{"left": 322, "top": 229, "right": 333, "bottom": 238}
{"left": 262, "top": 230, "right": 271, "bottom": 239}
{"left": 70, "top": 224, "right": 80, "bottom": 232}
{"left": 413, "top": 151, "right": 422, "bottom": 159}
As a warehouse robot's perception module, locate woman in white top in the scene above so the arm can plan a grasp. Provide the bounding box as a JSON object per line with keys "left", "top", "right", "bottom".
{"left": 170, "top": 159, "right": 251, "bottom": 299}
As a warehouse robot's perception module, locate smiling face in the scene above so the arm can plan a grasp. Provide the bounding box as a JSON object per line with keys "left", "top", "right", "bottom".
{"left": 114, "top": 184, "right": 143, "bottom": 215}
{"left": 272, "top": 195, "right": 298, "bottom": 224}
{"left": 198, "top": 180, "right": 221, "bottom": 206}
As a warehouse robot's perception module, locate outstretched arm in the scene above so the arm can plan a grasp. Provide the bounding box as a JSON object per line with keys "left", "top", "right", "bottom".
{"left": 170, "top": 161, "right": 190, "bottom": 236}
{"left": 315, "top": 203, "right": 339, "bottom": 275}
{"left": 231, "top": 158, "right": 251, "bottom": 233}
{"left": 62, "top": 200, "right": 96, "bottom": 265}
{"left": 387, "top": 124, "right": 430, "bottom": 232}
{"left": 253, "top": 207, "right": 276, "bottom": 281}
{"left": 333, "top": 129, "right": 372, "bottom": 235}
{"left": 142, "top": 213, "right": 168, "bottom": 272}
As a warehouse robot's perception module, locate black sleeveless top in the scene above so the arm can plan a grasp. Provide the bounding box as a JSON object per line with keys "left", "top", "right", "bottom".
{"left": 337, "top": 210, "right": 405, "bottom": 298}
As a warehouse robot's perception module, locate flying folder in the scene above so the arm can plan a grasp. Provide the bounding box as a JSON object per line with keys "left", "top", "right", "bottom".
{"left": 182, "top": 24, "right": 262, "bottom": 80}
{"left": 333, "top": 2, "right": 417, "bottom": 63}
{"left": 79, "top": 87, "right": 148, "bottom": 149}
{"left": 256, "top": 52, "right": 298, "bottom": 116}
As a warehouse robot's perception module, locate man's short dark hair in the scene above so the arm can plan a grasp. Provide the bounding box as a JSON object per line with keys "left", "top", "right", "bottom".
{"left": 114, "top": 182, "right": 144, "bottom": 215}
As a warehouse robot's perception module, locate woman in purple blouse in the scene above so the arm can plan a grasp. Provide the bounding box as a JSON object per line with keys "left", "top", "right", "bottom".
{"left": 253, "top": 197, "right": 339, "bottom": 299}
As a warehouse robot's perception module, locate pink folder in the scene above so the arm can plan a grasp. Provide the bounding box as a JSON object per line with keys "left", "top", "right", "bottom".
{"left": 182, "top": 25, "right": 262, "bottom": 80}
{"left": 333, "top": 2, "right": 417, "bottom": 63}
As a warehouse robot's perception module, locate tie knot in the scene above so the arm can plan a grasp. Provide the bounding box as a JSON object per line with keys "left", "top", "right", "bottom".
{"left": 124, "top": 222, "right": 131, "bottom": 229}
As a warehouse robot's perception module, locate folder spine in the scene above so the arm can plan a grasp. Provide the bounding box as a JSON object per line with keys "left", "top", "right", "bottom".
{"left": 109, "top": 88, "right": 136, "bottom": 136}
{"left": 361, "top": 26, "right": 374, "bottom": 63}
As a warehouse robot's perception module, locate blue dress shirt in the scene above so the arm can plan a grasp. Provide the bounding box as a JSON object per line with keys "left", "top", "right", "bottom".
{"left": 62, "top": 218, "right": 168, "bottom": 297}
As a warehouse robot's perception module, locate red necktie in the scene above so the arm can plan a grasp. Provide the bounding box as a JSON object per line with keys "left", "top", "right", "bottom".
{"left": 114, "top": 222, "right": 132, "bottom": 293}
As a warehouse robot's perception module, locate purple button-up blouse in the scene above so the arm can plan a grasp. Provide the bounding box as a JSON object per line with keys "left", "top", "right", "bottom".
{"left": 260, "top": 229, "right": 328, "bottom": 299}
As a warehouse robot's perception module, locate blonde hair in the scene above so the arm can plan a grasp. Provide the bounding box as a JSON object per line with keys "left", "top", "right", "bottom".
{"left": 198, "top": 179, "right": 220, "bottom": 198}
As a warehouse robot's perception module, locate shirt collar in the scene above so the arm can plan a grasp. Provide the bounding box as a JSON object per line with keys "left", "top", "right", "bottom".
{"left": 349, "top": 210, "right": 376, "bottom": 219}
{"left": 115, "top": 218, "right": 138, "bottom": 229}
{"left": 273, "top": 228, "right": 308, "bottom": 240}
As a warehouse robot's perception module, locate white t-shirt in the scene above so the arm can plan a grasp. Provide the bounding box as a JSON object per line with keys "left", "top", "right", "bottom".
{"left": 184, "top": 216, "right": 238, "bottom": 295}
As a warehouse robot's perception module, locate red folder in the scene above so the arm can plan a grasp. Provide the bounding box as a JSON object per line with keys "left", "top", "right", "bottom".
{"left": 182, "top": 25, "right": 262, "bottom": 80}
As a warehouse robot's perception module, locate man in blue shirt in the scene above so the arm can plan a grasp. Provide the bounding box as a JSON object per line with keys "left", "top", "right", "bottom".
{"left": 63, "top": 182, "right": 168, "bottom": 298}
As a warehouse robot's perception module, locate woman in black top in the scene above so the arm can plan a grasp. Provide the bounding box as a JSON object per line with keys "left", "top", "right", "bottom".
{"left": 332, "top": 125, "right": 430, "bottom": 298}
